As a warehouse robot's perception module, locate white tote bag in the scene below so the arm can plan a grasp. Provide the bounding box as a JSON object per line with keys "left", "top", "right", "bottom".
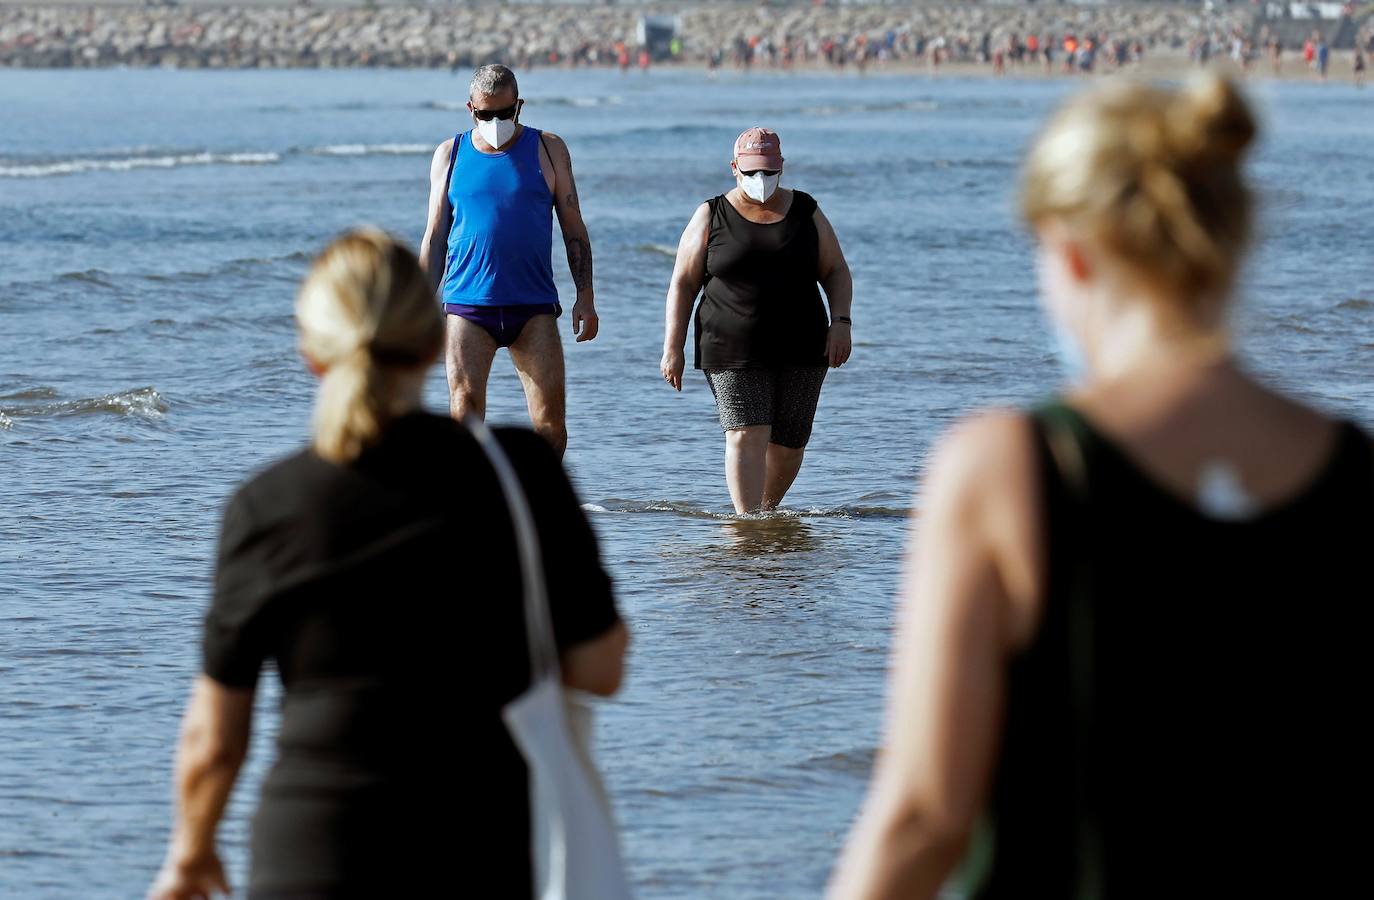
{"left": 468, "top": 418, "right": 634, "bottom": 900}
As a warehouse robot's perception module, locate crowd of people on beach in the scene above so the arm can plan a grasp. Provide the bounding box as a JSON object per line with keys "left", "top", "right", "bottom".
{"left": 7, "top": 0, "right": 1370, "bottom": 79}
{"left": 139, "top": 57, "right": 1374, "bottom": 900}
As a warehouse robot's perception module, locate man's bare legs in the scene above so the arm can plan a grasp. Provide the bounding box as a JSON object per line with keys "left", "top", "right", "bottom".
{"left": 762, "top": 443, "right": 805, "bottom": 510}
{"left": 444, "top": 315, "right": 499, "bottom": 420}
{"left": 507, "top": 313, "right": 567, "bottom": 457}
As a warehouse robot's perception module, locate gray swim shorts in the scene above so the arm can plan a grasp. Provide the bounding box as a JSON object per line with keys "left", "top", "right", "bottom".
{"left": 703, "top": 366, "right": 828, "bottom": 449}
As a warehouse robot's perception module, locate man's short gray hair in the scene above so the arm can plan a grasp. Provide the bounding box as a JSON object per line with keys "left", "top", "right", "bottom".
{"left": 469, "top": 64, "right": 519, "bottom": 101}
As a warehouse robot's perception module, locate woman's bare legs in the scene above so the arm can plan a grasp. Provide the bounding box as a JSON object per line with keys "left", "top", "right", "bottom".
{"left": 762, "top": 444, "right": 805, "bottom": 510}
{"left": 725, "top": 425, "right": 771, "bottom": 514}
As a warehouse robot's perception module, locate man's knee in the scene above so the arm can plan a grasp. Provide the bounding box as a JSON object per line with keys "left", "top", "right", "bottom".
{"left": 449, "top": 384, "right": 486, "bottom": 418}
{"left": 769, "top": 443, "right": 806, "bottom": 462}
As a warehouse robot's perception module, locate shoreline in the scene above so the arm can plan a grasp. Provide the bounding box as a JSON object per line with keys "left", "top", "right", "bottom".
{"left": 4, "top": 56, "right": 1366, "bottom": 85}
{"left": 6, "top": 2, "right": 1364, "bottom": 76}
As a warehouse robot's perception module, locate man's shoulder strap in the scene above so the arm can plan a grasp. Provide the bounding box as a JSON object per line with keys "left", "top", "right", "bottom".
{"left": 444, "top": 132, "right": 462, "bottom": 213}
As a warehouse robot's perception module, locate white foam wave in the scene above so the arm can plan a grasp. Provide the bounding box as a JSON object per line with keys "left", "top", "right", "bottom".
{"left": 0, "top": 386, "right": 169, "bottom": 421}
{"left": 563, "top": 96, "right": 623, "bottom": 108}
{"left": 307, "top": 143, "right": 432, "bottom": 157}
{"left": 0, "top": 151, "right": 280, "bottom": 178}
{"left": 584, "top": 498, "right": 910, "bottom": 520}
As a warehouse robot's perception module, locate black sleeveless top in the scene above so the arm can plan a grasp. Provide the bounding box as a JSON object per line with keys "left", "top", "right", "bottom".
{"left": 964, "top": 402, "right": 1374, "bottom": 898}
{"left": 693, "top": 190, "right": 829, "bottom": 370}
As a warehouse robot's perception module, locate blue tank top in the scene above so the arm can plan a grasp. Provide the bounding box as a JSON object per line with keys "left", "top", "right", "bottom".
{"left": 441, "top": 127, "right": 558, "bottom": 307}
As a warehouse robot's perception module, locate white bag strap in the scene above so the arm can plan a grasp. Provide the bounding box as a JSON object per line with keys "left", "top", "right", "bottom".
{"left": 466, "top": 417, "right": 559, "bottom": 681}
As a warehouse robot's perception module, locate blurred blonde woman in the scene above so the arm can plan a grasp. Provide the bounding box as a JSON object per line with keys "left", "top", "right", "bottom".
{"left": 150, "top": 229, "right": 626, "bottom": 900}
{"left": 829, "top": 78, "right": 1373, "bottom": 899}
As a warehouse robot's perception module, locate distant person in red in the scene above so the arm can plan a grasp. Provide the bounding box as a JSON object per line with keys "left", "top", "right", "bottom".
{"left": 1304, "top": 36, "right": 1316, "bottom": 68}
{"left": 616, "top": 41, "right": 629, "bottom": 73}
{"left": 638, "top": 47, "right": 650, "bottom": 72}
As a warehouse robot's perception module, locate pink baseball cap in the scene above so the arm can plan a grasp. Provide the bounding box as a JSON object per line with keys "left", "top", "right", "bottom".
{"left": 734, "top": 127, "right": 784, "bottom": 170}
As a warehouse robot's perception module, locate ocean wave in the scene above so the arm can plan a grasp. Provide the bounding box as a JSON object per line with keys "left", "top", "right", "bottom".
{"left": 0, "top": 151, "right": 280, "bottom": 179}
{"left": 795, "top": 504, "right": 911, "bottom": 520}
{"left": 1336, "top": 297, "right": 1372, "bottom": 311}
{"left": 56, "top": 269, "right": 117, "bottom": 288}
{"left": 932, "top": 157, "right": 1015, "bottom": 171}
{"left": 0, "top": 387, "right": 169, "bottom": 422}
{"left": 584, "top": 499, "right": 724, "bottom": 519}
{"left": 0, "top": 386, "right": 60, "bottom": 401}
{"left": 20, "top": 251, "right": 315, "bottom": 291}
{"left": 794, "top": 747, "right": 878, "bottom": 774}
{"left": 583, "top": 499, "right": 909, "bottom": 520}
{"left": 801, "top": 99, "right": 938, "bottom": 115}
{"left": 0, "top": 141, "right": 437, "bottom": 179}
{"left": 624, "top": 124, "right": 736, "bottom": 138}
{"left": 423, "top": 96, "right": 623, "bottom": 111}
{"left": 303, "top": 143, "right": 433, "bottom": 157}
{"left": 260, "top": 101, "right": 382, "bottom": 114}
{"left": 636, "top": 243, "right": 677, "bottom": 258}
{"left": 541, "top": 95, "right": 624, "bottom": 108}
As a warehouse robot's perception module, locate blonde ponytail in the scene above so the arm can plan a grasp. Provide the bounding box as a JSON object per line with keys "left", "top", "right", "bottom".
{"left": 296, "top": 229, "right": 443, "bottom": 463}
{"left": 1021, "top": 76, "right": 1257, "bottom": 311}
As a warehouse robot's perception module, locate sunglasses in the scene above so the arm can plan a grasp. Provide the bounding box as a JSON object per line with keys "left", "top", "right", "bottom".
{"left": 471, "top": 100, "right": 521, "bottom": 121}
{"left": 739, "top": 168, "right": 781, "bottom": 177}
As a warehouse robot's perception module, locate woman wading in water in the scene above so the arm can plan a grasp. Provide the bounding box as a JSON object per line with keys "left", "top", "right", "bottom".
{"left": 661, "top": 127, "right": 854, "bottom": 515}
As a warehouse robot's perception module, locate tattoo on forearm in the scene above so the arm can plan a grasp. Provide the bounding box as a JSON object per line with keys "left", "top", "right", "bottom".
{"left": 565, "top": 235, "right": 593, "bottom": 292}
{"left": 563, "top": 147, "right": 580, "bottom": 211}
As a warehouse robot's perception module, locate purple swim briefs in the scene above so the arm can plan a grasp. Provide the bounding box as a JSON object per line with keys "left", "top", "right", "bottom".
{"left": 443, "top": 302, "right": 562, "bottom": 348}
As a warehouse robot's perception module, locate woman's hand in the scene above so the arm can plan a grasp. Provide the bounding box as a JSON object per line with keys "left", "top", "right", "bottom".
{"left": 827, "top": 322, "right": 852, "bottom": 368}
{"left": 661, "top": 347, "right": 686, "bottom": 391}
{"left": 148, "top": 850, "right": 229, "bottom": 900}
{"left": 151, "top": 678, "right": 252, "bottom": 900}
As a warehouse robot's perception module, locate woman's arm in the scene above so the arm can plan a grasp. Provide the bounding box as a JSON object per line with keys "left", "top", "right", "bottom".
{"left": 500, "top": 428, "right": 629, "bottom": 696}
{"left": 149, "top": 676, "right": 254, "bottom": 900}
{"left": 661, "top": 203, "right": 711, "bottom": 391}
{"left": 826, "top": 415, "right": 1042, "bottom": 900}
{"left": 562, "top": 620, "right": 630, "bottom": 696}
{"left": 814, "top": 208, "right": 853, "bottom": 368}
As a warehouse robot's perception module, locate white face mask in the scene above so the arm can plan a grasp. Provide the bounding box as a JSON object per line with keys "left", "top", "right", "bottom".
{"left": 1048, "top": 319, "right": 1088, "bottom": 383}
{"left": 739, "top": 170, "right": 780, "bottom": 203}
{"left": 476, "top": 114, "right": 517, "bottom": 150}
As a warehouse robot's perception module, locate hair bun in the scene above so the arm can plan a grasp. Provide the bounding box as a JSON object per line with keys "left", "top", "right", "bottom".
{"left": 1168, "top": 76, "right": 1256, "bottom": 169}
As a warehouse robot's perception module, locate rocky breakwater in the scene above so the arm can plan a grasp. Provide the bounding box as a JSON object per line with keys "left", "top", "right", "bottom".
{"left": 0, "top": 3, "right": 1253, "bottom": 69}
{"left": 0, "top": 4, "right": 649, "bottom": 68}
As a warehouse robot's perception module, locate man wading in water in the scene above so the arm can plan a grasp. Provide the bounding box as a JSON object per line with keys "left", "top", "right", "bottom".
{"left": 420, "top": 64, "right": 598, "bottom": 457}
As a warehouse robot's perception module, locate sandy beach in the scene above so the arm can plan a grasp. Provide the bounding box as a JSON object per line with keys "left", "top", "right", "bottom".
{"left": 1, "top": 1, "right": 1368, "bottom": 80}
